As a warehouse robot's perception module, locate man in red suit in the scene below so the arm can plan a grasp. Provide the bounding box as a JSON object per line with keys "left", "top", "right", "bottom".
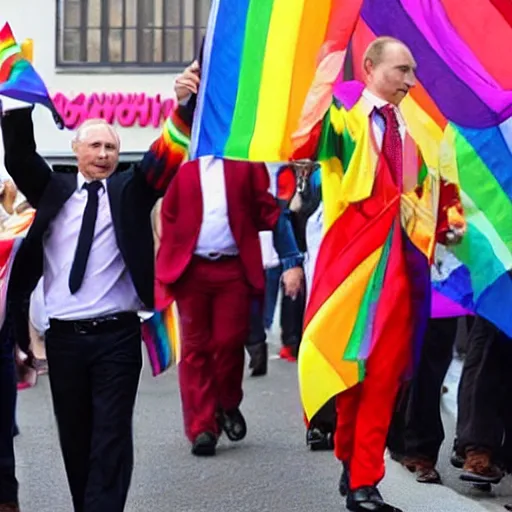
{"left": 156, "top": 64, "right": 304, "bottom": 456}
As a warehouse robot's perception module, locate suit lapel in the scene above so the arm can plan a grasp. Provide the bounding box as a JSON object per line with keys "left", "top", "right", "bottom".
{"left": 30, "top": 172, "right": 76, "bottom": 238}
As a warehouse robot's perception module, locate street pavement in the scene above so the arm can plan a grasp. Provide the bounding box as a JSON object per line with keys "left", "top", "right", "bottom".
{"left": 14, "top": 338, "right": 512, "bottom": 512}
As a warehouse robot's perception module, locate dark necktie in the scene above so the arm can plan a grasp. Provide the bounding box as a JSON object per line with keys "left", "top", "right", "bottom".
{"left": 379, "top": 104, "right": 403, "bottom": 189}
{"left": 69, "top": 180, "right": 103, "bottom": 294}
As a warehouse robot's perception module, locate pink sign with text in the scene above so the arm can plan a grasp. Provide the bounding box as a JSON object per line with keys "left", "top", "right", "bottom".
{"left": 52, "top": 93, "right": 175, "bottom": 129}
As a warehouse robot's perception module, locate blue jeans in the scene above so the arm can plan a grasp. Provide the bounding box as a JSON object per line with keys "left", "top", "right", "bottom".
{"left": 263, "top": 265, "right": 283, "bottom": 330}
{"left": 0, "top": 320, "right": 18, "bottom": 504}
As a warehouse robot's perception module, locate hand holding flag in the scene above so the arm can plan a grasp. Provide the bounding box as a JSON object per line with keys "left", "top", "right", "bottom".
{"left": 0, "top": 22, "right": 64, "bottom": 128}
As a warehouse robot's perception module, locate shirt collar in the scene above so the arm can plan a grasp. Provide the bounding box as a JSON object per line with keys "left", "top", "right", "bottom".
{"left": 362, "top": 88, "right": 406, "bottom": 128}
{"left": 77, "top": 172, "right": 107, "bottom": 191}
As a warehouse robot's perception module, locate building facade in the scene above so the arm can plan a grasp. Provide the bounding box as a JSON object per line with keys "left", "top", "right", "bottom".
{"left": 1, "top": 0, "right": 210, "bottom": 169}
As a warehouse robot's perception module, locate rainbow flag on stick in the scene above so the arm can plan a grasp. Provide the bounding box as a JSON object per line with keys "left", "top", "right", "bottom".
{"left": 0, "top": 23, "right": 63, "bottom": 128}
{"left": 190, "top": 0, "right": 362, "bottom": 161}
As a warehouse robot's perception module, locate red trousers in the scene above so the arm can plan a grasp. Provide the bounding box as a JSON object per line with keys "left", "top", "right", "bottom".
{"left": 333, "top": 227, "right": 414, "bottom": 490}
{"left": 173, "top": 256, "right": 251, "bottom": 442}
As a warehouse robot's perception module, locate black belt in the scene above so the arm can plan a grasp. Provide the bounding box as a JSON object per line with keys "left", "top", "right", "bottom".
{"left": 196, "top": 253, "right": 239, "bottom": 262}
{"left": 49, "top": 312, "right": 140, "bottom": 336}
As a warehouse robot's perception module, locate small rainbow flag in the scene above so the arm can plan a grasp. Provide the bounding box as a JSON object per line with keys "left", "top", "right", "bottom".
{"left": 141, "top": 301, "right": 181, "bottom": 377}
{"left": 189, "top": 0, "right": 361, "bottom": 162}
{"left": 0, "top": 23, "right": 63, "bottom": 127}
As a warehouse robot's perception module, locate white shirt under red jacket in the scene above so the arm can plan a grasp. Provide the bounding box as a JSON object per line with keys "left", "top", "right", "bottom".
{"left": 156, "top": 156, "right": 303, "bottom": 297}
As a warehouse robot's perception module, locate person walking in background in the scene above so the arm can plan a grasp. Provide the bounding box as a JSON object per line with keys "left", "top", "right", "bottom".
{"left": 156, "top": 62, "right": 304, "bottom": 457}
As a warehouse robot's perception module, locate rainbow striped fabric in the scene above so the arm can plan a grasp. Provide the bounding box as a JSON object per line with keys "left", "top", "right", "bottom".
{"left": 141, "top": 302, "right": 181, "bottom": 377}
{"left": 142, "top": 106, "right": 191, "bottom": 194}
{"left": 189, "top": 0, "right": 360, "bottom": 161}
{"left": 0, "top": 23, "right": 63, "bottom": 127}
{"left": 294, "top": 0, "right": 512, "bottom": 338}
{"left": 290, "top": 0, "right": 512, "bottom": 418}
{"left": 0, "top": 208, "right": 36, "bottom": 330}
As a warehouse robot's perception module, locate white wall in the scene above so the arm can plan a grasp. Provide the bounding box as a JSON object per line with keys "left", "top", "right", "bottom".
{"left": 1, "top": 1, "right": 180, "bottom": 166}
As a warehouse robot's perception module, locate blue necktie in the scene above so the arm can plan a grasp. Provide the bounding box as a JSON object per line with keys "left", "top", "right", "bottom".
{"left": 68, "top": 181, "right": 103, "bottom": 294}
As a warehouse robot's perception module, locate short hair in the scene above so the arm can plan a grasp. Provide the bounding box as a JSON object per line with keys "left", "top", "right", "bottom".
{"left": 73, "top": 119, "right": 120, "bottom": 148}
{"left": 363, "top": 36, "right": 408, "bottom": 67}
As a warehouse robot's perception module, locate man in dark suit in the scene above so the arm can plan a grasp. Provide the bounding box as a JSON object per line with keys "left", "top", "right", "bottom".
{"left": 0, "top": 99, "right": 182, "bottom": 512}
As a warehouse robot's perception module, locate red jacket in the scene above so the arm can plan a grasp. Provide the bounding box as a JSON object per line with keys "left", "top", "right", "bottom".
{"left": 156, "top": 159, "right": 280, "bottom": 296}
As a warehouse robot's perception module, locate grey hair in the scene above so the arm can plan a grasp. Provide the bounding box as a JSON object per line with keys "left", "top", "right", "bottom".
{"left": 73, "top": 119, "right": 121, "bottom": 148}
{"left": 363, "top": 36, "right": 410, "bottom": 67}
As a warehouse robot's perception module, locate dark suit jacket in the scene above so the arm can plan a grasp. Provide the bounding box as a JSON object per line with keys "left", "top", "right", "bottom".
{"left": 1, "top": 107, "right": 179, "bottom": 350}
{"left": 157, "top": 159, "right": 281, "bottom": 296}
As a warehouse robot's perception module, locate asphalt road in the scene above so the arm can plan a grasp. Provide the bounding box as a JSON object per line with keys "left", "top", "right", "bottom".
{"left": 13, "top": 339, "right": 512, "bottom": 512}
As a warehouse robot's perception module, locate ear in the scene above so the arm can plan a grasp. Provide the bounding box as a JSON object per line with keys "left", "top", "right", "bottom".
{"left": 363, "top": 58, "right": 373, "bottom": 76}
{"left": 71, "top": 140, "right": 79, "bottom": 154}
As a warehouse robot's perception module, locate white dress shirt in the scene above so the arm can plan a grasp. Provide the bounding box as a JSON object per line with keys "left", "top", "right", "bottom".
{"left": 362, "top": 89, "right": 407, "bottom": 146}
{"left": 260, "top": 231, "right": 279, "bottom": 269}
{"left": 43, "top": 173, "right": 142, "bottom": 320}
{"left": 195, "top": 156, "right": 239, "bottom": 258}
{"left": 29, "top": 277, "right": 49, "bottom": 335}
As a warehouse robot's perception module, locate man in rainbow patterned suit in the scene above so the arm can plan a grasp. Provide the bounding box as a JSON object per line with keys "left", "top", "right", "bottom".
{"left": 293, "top": 37, "right": 466, "bottom": 511}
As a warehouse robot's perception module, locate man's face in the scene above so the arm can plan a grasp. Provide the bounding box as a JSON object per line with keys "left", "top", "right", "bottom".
{"left": 365, "top": 43, "right": 417, "bottom": 105}
{"left": 73, "top": 125, "right": 120, "bottom": 181}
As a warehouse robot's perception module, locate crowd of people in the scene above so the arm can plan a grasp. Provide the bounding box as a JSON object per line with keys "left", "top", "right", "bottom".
{"left": 0, "top": 34, "right": 509, "bottom": 512}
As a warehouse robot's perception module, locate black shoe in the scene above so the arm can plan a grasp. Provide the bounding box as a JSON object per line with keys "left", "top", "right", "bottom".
{"left": 346, "top": 485, "right": 402, "bottom": 511}
{"left": 306, "top": 427, "right": 333, "bottom": 451}
{"left": 247, "top": 343, "right": 267, "bottom": 377}
{"left": 450, "top": 450, "right": 465, "bottom": 469}
{"left": 218, "top": 408, "right": 247, "bottom": 442}
{"left": 339, "top": 462, "right": 350, "bottom": 496}
{"left": 191, "top": 432, "right": 217, "bottom": 456}
{"left": 388, "top": 450, "right": 404, "bottom": 463}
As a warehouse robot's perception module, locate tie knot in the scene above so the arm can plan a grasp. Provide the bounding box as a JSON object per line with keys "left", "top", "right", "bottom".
{"left": 379, "top": 104, "right": 400, "bottom": 130}
{"left": 84, "top": 181, "right": 103, "bottom": 194}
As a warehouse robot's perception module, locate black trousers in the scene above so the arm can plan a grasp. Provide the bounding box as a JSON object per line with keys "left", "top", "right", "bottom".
{"left": 247, "top": 299, "right": 266, "bottom": 348}
{"left": 246, "top": 288, "right": 306, "bottom": 349}
{"left": 46, "top": 316, "right": 142, "bottom": 512}
{"left": 457, "top": 316, "right": 512, "bottom": 457}
{"left": 0, "top": 319, "right": 17, "bottom": 504}
{"left": 280, "top": 289, "right": 305, "bottom": 349}
{"left": 388, "top": 317, "right": 459, "bottom": 463}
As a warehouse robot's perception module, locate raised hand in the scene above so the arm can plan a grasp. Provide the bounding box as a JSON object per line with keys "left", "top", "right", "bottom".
{"left": 174, "top": 61, "right": 201, "bottom": 104}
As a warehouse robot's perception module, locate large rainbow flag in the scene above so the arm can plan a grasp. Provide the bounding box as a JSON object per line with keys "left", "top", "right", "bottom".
{"left": 0, "top": 23, "right": 63, "bottom": 127}
{"left": 292, "top": 0, "right": 512, "bottom": 417}
{"left": 345, "top": 0, "right": 512, "bottom": 337}
{"left": 190, "top": 0, "right": 512, "bottom": 335}
{"left": 190, "top": 0, "right": 512, "bottom": 417}
{"left": 189, "top": 0, "right": 360, "bottom": 161}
